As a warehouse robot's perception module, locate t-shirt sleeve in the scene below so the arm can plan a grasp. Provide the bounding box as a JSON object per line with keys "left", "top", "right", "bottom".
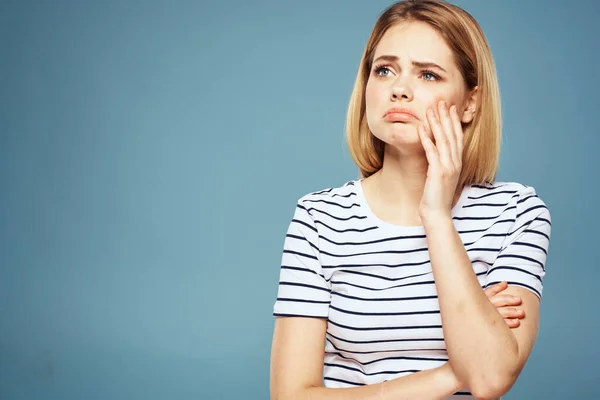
{"left": 272, "top": 198, "right": 331, "bottom": 318}
{"left": 484, "top": 186, "right": 552, "bottom": 301}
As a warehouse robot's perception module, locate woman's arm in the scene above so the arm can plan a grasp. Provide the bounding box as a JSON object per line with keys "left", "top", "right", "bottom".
{"left": 270, "top": 316, "right": 463, "bottom": 400}
{"left": 270, "top": 285, "right": 526, "bottom": 400}
{"left": 417, "top": 102, "right": 550, "bottom": 399}
{"left": 303, "top": 363, "right": 461, "bottom": 400}
{"left": 422, "top": 215, "right": 541, "bottom": 399}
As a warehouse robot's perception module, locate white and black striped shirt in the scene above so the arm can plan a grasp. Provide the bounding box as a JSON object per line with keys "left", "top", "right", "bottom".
{"left": 272, "top": 178, "right": 551, "bottom": 398}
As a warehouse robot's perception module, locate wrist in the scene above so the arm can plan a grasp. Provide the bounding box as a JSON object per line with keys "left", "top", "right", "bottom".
{"left": 420, "top": 210, "right": 453, "bottom": 229}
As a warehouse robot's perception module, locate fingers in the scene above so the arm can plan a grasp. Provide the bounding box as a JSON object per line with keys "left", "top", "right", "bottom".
{"left": 489, "top": 294, "right": 522, "bottom": 307}
{"left": 426, "top": 105, "right": 452, "bottom": 167}
{"left": 483, "top": 281, "right": 508, "bottom": 298}
{"left": 417, "top": 125, "right": 439, "bottom": 167}
{"left": 424, "top": 101, "right": 464, "bottom": 170}
{"left": 449, "top": 104, "right": 464, "bottom": 158}
{"left": 505, "top": 318, "right": 521, "bottom": 328}
{"left": 485, "top": 282, "right": 525, "bottom": 329}
{"left": 497, "top": 307, "right": 526, "bottom": 319}
{"left": 438, "top": 101, "right": 458, "bottom": 165}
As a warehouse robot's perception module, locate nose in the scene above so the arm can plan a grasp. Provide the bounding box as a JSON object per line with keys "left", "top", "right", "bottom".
{"left": 391, "top": 74, "right": 414, "bottom": 101}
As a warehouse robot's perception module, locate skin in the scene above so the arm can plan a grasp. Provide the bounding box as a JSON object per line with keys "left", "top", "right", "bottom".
{"left": 270, "top": 20, "right": 535, "bottom": 400}
{"left": 363, "top": 20, "right": 540, "bottom": 398}
{"left": 362, "top": 21, "right": 477, "bottom": 226}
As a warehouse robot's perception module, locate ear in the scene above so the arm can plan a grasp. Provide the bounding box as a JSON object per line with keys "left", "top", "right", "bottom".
{"left": 461, "top": 86, "right": 478, "bottom": 124}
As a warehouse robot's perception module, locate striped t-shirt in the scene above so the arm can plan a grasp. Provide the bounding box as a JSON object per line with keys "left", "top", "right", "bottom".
{"left": 272, "top": 178, "right": 551, "bottom": 398}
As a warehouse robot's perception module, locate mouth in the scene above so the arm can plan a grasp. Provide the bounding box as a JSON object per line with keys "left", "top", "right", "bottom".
{"left": 384, "top": 112, "right": 419, "bottom": 123}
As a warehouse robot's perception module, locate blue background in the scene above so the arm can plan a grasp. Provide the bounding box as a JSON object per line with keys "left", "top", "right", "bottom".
{"left": 2, "top": 0, "right": 598, "bottom": 398}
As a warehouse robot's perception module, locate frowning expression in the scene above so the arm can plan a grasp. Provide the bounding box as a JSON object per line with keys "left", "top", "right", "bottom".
{"left": 365, "top": 21, "right": 474, "bottom": 150}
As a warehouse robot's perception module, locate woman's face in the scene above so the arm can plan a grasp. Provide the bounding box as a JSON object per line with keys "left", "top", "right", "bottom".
{"left": 365, "top": 21, "right": 476, "bottom": 151}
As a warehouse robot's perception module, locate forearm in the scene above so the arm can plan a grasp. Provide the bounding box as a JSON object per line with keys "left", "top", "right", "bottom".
{"left": 291, "top": 364, "right": 461, "bottom": 400}
{"left": 423, "top": 214, "right": 518, "bottom": 395}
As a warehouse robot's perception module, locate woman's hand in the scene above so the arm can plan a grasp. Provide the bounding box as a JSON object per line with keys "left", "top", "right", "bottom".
{"left": 483, "top": 281, "right": 525, "bottom": 328}
{"left": 417, "top": 100, "right": 464, "bottom": 222}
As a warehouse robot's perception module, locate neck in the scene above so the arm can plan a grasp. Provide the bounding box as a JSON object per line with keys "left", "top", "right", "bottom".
{"left": 372, "top": 146, "right": 429, "bottom": 214}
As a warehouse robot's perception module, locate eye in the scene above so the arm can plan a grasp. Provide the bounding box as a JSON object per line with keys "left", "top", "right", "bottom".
{"left": 421, "top": 69, "right": 441, "bottom": 82}
{"left": 373, "top": 64, "right": 392, "bottom": 78}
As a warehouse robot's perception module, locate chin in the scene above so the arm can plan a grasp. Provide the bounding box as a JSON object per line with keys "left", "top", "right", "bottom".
{"left": 383, "top": 124, "right": 421, "bottom": 147}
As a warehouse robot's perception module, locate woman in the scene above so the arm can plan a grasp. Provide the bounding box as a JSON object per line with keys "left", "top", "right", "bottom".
{"left": 270, "top": 1, "right": 551, "bottom": 399}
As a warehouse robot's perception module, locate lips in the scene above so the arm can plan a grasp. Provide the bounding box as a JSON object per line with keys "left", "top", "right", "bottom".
{"left": 384, "top": 107, "right": 419, "bottom": 122}
{"left": 385, "top": 112, "right": 418, "bottom": 122}
{"left": 384, "top": 108, "right": 419, "bottom": 122}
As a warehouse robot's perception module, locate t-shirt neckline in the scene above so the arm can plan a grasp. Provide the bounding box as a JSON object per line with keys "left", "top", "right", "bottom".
{"left": 354, "top": 178, "right": 471, "bottom": 235}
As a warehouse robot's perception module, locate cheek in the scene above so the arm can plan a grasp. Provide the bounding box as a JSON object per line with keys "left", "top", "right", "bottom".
{"left": 365, "top": 81, "right": 381, "bottom": 108}
{"left": 424, "top": 95, "right": 445, "bottom": 114}
{"left": 364, "top": 82, "right": 383, "bottom": 127}
{"left": 423, "top": 92, "right": 463, "bottom": 116}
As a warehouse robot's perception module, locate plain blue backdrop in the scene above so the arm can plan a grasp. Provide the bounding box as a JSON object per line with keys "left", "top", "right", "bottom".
{"left": 2, "top": 0, "right": 599, "bottom": 399}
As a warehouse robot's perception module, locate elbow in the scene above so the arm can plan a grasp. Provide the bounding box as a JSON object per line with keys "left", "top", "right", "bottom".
{"left": 470, "top": 373, "right": 516, "bottom": 400}
{"left": 470, "top": 342, "right": 521, "bottom": 399}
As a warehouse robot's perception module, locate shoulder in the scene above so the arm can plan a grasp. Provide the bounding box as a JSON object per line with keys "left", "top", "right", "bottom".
{"left": 295, "top": 179, "right": 359, "bottom": 213}
{"left": 467, "top": 180, "right": 551, "bottom": 221}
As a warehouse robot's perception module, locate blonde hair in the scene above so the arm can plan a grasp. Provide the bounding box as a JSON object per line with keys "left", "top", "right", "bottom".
{"left": 345, "top": 0, "right": 501, "bottom": 192}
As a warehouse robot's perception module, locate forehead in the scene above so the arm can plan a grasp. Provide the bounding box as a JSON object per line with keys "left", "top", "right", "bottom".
{"left": 373, "top": 21, "right": 455, "bottom": 67}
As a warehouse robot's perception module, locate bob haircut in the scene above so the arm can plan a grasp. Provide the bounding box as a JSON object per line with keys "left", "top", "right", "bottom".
{"left": 346, "top": 0, "right": 501, "bottom": 195}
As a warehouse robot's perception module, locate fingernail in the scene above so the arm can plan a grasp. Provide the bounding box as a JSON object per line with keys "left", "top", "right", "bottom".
{"left": 440, "top": 101, "right": 446, "bottom": 109}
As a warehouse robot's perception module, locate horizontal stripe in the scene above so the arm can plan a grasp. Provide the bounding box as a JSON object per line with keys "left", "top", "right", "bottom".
{"left": 285, "top": 234, "right": 318, "bottom": 251}
{"left": 303, "top": 198, "right": 361, "bottom": 209}
{"left": 327, "top": 343, "right": 446, "bottom": 355}
{"left": 307, "top": 207, "right": 367, "bottom": 221}
{"left": 325, "top": 361, "right": 421, "bottom": 376}
{"left": 328, "top": 349, "right": 448, "bottom": 365}
{"left": 329, "top": 271, "right": 487, "bottom": 293}
{"left": 321, "top": 247, "right": 429, "bottom": 258}
{"left": 278, "top": 281, "right": 330, "bottom": 293}
{"left": 273, "top": 313, "right": 327, "bottom": 318}
{"left": 517, "top": 204, "right": 548, "bottom": 219}
{"left": 454, "top": 206, "right": 516, "bottom": 220}
{"left": 485, "top": 280, "right": 542, "bottom": 299}
{"left": 325, "top": 269, "right": 430, "bottom": 283}
{"left": 281, "top": 265, "right": 325, "bottom": 279}
{"left": 510, "top": 241, "right": 548, "bottom": 255}
{"left": 327, "top": 331, "right": 445, "bottom": 345}
{"left": 523, "top": 228, "right": 550, "bottom": 241}
{"left": 318, "top": 233, "right": 426, "bottom": 246}
{"left": 315, "top": 219, "right": 378, "bottom": 233}
{"left": 273, "top": 179, "right": 550, "bottom": 392}
{"left": 463, "top": 202, "right": 510, "bottom": 208}
{"left": 328, "top": 318, "right": 442, "bottom": 331}
{"left": 282, "top": 249, "right": 318, "bottom": 260}
{"left": 276, "top": 297, "right": 329, "bottom": 304}
{"left": 457, "top": 218, "right": 514, "bottom": 233}
{"left": 329, "top": 304, "right": 440, "bottom": 316}
{"left": 468, "top": 190, "right": 518, "bottom": 199}
{"left": 486, "top": 265, "right": 543, "bottom": 283}
{"left": 332, "top": 291, "right": 438, "bottom": 302}
{"left": 290, "top": 218, "right": 317, "bottom": 233}
{"left": 322, "top": 259, "right": 431, "bottom": 269}
{"left": 496, "top": 253, "right": 545, "bottom": 269}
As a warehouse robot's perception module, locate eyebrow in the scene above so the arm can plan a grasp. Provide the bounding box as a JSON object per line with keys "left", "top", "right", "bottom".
{"left": 372, "top": 55, "right": 447, "bottom": 73}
